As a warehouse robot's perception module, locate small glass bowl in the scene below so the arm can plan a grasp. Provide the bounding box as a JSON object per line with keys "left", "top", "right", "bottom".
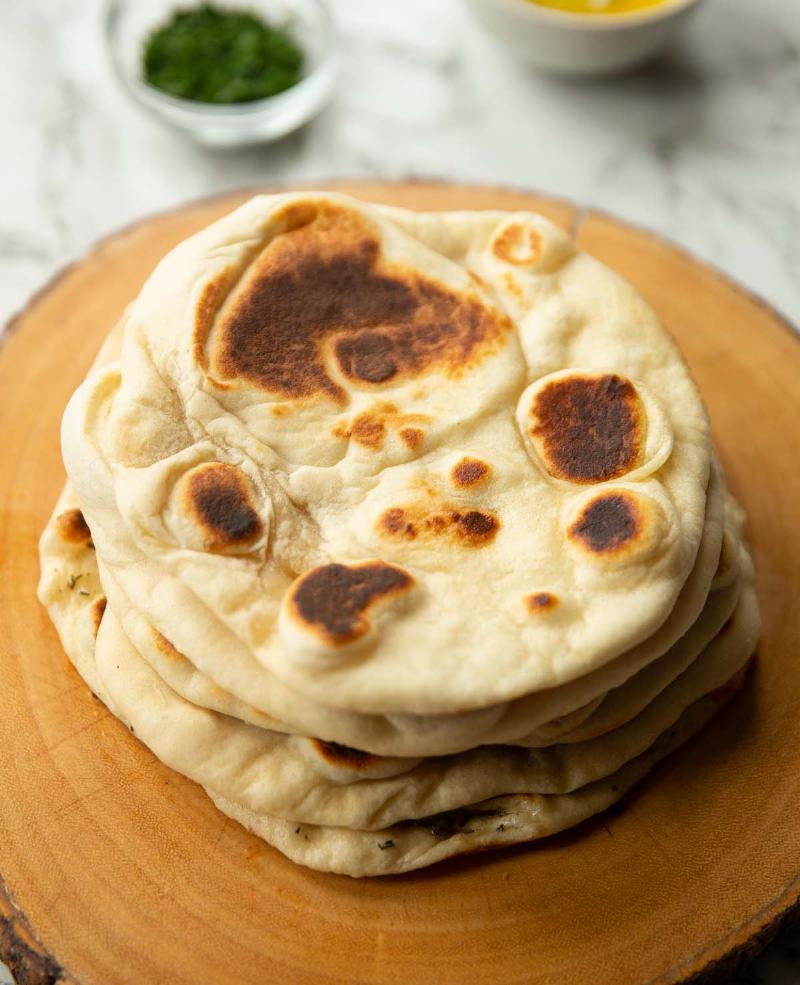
{"left": 105, "top": 0, "right": 338, "bottom": 147}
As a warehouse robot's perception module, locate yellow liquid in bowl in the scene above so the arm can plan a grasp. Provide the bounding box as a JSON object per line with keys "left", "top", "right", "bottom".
{"left": 527, "top": 0, "right": 671, "bottom": 13}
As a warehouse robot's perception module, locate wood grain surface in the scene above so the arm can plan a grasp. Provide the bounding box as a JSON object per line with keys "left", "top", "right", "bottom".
{"left": 0, "top": 181, "right": 798, "bottom": 985}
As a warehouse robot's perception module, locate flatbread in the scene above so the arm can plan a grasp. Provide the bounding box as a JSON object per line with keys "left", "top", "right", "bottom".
{"left": 40, "top": 488, "right": 758, "bottom": 834}
{"left": 99, "top": 499, "right": 740, "bottom": 759}
{"left": 60, "top": 193, "right": 712, "bottom": 715}
{"left": 93, "top": 584, "right": 756, "bottom": 830}
{"left": 36, "top": 502, "right": 755, "bottom": 875}
{"left": 40, "top": 453, "right": 724, "bottom": 757}
{"left": 209, "top": 668, "right": 751, "bottom": 878}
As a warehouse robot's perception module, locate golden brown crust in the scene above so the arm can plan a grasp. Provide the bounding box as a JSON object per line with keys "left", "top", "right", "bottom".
{"left": 205, "top": 202, "right": 510, "bottom": 400}
{"left": 399, "top": 427, "right": 423, "bottom": 450}
{"left": 502, "top": 272, "right": 524, "bottom": 300}
{"left": 152, "top": 629, "right": 186, "bottom": 663}
{"left": 350, "top": 413, "right": 386, "bottom": 449}
{"left": 332, "top": 403, "right": 431, "bottom": 451}
{"left": 90, "top": 596, "right": 106, "bottom": 640}
{"left": 180, "top": 463, "right": 262, "bottom": 552}
{"left": 309, "top": 739, "right": 379, "bottom": 770}
{"left": 289, "top": 561, "right": 414, "bottom": 646}
{"left": 529, "top": 374, "right": 645, "bottom": 484}
{"left": 451, "top": 458, "right": 491, "bottom": 487}
{"left": 55, "top": 509, "right": 92, "bottom": 546}
{"left": 194, "top": 270, "right": 237, "bottom": 370}
{"left": 525, "top": 592, "right": 558, "bottom": 613}
{"left": 492, "top": 222, "right": 543, "bottom": 266}
{"left": 379, "top": 506, "right": 499, "bottom": 547}
{"left": 567, "top": 490, "right": 642, "bottom": 556}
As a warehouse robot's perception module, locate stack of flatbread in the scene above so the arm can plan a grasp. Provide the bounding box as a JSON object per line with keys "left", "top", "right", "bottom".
{"left": 38, "top": 193, "right": 759, "bottom": 877}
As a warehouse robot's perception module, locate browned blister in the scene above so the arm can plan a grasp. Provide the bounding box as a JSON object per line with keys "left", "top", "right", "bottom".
{"left": 203, "top": 203, "right": 511, "bottom": 400}
{"left": 567, "top": 489, "right": 647, "bottom": 557}
{"left": 332, "top": 402, "right": 431, "bottom": 451}
{"left": 288, "top": 561, "right": 414, "bottom": 647}
{"left": 525, "top": 592, "right": 559, "bottom": 613}
{"left": 310, "top": 739, "right": 379, "bottom": 770}
{"left": 90, "top": 596, "right": 107, "bottom": 639}
{"left": 451, "top": 458, "right": 491, "bottom": 488}
{"left": 152, "top": 628, "right": 186, "bottom": 663}
{"left": 180, "top": 463, "right": 262, "bottom": 552}
{"left": 529, "top": 373, "right": 645, "bottom": 484}
{"left": 55, "top": 508, "right": 92, "bottom": 545}
{"left": 492, "top": 221, "right": 543, "bottom": 266}
{"left": 379, "top": 504, "right": 499, "bottom": 547}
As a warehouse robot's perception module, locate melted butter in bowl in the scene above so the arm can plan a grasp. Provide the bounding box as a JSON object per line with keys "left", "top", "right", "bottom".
{"left": 466, "top": 0, "right": 704, "bottom": 75}
{"left": 526, "top": 0, "right": 672, "bottom": 14}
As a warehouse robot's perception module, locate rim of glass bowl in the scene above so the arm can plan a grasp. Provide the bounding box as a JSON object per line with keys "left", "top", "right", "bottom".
{"left": 105, "top": 0, "right": 339, "bottom": 125}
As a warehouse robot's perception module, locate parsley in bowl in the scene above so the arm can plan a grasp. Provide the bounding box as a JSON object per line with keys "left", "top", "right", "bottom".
{"left": 106, "top": 0, "right": 337, "bottom": 145}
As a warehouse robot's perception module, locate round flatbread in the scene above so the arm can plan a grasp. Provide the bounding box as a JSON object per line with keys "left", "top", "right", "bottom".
{"left": 92, "top": 584, "right": 757, "bottom": 830}
{"left": 41, "top": 454, "right": 725, "bottom": 757}
{"left": 61, "top": 193, "right": 712, "bottom": 715}
{"left": 40, "top": 488, "right": 758, "bottom": 834}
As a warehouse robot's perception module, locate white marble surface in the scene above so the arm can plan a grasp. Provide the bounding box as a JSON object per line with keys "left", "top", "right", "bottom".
{"left": 2, "top": 0, "right": 800, "bottom": 981}
{"left": 2, "top": 0, "right": 800, "bottom": 328}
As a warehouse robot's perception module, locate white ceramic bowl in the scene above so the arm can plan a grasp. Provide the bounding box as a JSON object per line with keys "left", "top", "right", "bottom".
{"left": 465, "top": 0, "right": 704, "bottom": 76}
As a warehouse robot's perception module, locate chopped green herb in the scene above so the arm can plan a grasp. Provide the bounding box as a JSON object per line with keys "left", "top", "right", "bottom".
{"left": 378, "top": 840, "right": 395, "bottom": 851}
{"left": 67, "top": 573, "right": 82, "bottom": 590}
{"left": 142, "top": 3, "right": 304, "bottom": 104}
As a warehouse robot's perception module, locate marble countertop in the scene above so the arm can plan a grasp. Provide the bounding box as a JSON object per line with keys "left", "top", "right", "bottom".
{"left": 3, "top": 0, "right": 799, "bottom": 329}
{"left": 1, "top": 0, "right": 799, "bottom": 981}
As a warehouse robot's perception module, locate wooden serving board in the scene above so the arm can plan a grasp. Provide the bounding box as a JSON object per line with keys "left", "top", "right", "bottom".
{"left": 1, "top": 181, "right": 799, "bottom": 985}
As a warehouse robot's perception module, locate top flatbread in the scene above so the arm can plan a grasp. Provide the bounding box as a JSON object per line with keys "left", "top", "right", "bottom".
{"left": 60, "top": 193, "right": 711, "bottom": 715}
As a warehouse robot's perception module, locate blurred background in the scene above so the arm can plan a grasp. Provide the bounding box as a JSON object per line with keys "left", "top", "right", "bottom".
{"left": 2, "top": 0, "right": 798, "bottom": 328}
{"left": 1, "top": 0, "right": 799, "bottom": 981}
